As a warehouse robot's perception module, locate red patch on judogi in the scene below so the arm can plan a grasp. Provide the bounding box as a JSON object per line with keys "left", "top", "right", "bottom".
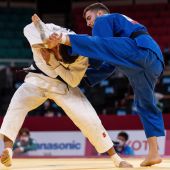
{"left": 102, "top": 132, "right": 106, "bottom": 138}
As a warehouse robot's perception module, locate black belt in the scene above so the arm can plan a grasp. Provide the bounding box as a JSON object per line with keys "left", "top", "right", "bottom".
{"left": 130, "top": 31, "right": 149, "bottom": 39}
{"left": 31, "top": 62, "right": 68, "bottom": 86}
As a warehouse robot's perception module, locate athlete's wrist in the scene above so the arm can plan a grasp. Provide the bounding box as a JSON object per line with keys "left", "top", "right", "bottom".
{"left": 60, "top": 34, "right": 67, "bottom": 44}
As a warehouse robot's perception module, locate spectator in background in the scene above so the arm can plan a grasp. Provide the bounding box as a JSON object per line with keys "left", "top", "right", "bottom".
{"left": 114, "top": 99, "right": 129, "bottom": 116}
{"left": 13, "top": 128, "right": 37, "bottom": 155}
{"left": 114, "top": 131, "right": 134, "bottom": 156}
{"left": 163, "top": 47, "right": 170, "bottom": 66}
{"left": 40, "top": 100, "right": 64, "bottom": 117}
{"left": 43, "top": 100, "right": 51, "bottom": 110}
{"left": 43, "top": 109, "right": 55, "bottom": 117}
{"left": 5, "top": 67, "right": 13, "bottom": 89}
{"left": 40, "top": 99, "right": 55, "bottom": 117}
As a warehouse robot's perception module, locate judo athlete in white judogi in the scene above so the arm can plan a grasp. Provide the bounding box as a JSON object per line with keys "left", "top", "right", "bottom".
{"left": 0, "top": 14, "right": 132, "bottom": 168}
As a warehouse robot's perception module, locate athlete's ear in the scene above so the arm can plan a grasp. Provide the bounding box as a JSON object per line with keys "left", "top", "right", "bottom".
{"left": 97, "top": 10, "right": 104, "bottom": 16}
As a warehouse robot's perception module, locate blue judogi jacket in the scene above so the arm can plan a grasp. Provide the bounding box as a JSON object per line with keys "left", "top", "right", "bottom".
{"left": 82, "top": 13, "right": 164, "bottom": 86}
{"left": 92, "top": 13, "right": 163, "bottom": 62}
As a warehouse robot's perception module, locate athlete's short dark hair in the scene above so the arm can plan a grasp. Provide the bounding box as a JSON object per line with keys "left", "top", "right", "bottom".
{"left": 59, "top": 44, "right": 79, "bottom": 64}
{"left": 118, "top": 131, "right": 129, "bottom": 141}
{"left": 19, "top": 128, "right": 30, "bottom": 136}
{"left": 83, "top": 2, "right": 110, "bottom": 18}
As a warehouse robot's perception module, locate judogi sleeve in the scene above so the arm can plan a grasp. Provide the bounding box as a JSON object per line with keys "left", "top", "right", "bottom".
{"left": 54, "top": 57, "right": 88, "bottom": 87}
{"left": 23, "top": 23, "right": 43, "bottom": 45}
{"left": 84, "top": 62, "right": 116, "bottom": 87}
{"left": 24, "top": 23, "right": 65, "bottom": 68}
{"left": 92, "top": 16, "right": 114, "bottom": 37}
{"left": 23, "top": 23, "right": 62, "bottom": 45}
{"left": 68, "top": 16, "right": 117, "bottom": 63}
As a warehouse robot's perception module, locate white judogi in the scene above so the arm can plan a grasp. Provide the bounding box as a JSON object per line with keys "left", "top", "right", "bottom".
{"left": 0, "top": 23, "right": 113, "bottom": 153}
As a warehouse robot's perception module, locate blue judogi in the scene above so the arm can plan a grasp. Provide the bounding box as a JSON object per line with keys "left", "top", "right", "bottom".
{"left": 69, "top": 13, "right": 165, "bottom": 138}
{"left": 85, "top": 61, "right": 116, "bottom": 86}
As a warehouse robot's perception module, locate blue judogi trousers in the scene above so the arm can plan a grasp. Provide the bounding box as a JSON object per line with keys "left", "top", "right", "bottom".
{"left": 69, "top": 35, "right": 165, "bottom": 138}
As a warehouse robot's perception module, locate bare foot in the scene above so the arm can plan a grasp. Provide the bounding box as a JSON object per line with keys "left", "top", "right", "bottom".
{"left": 119, "top": 161, "right": 133, "bottom": 168}
{"left": 140, "top": 156, "right": 162, "bottom": 167}
{"left": 1, "top": 148, "right": 12, "bottom": 167}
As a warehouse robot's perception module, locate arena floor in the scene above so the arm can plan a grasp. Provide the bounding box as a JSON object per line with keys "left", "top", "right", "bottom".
{"left": 0, "top": 158, "right": 170, "bottom": 170}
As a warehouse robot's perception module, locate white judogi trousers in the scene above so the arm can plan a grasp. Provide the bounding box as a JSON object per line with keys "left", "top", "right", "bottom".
{"left": 0, "top": 79, "right": 113, "bottom": 153}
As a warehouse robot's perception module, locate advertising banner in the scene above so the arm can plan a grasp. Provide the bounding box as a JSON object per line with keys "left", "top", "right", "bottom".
{"left": 28, "top": 131, "right": 86, "bottom": 156}
{"left": 0, "top": 130, "right": 167, "bottom": 156}
{"left": 108, "top": 130, "right": 166, "bottom": 155}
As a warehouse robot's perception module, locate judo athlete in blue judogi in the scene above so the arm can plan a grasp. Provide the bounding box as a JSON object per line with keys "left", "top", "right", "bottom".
{"left": 45, "top": 2, "right": 165, "bottom": 167}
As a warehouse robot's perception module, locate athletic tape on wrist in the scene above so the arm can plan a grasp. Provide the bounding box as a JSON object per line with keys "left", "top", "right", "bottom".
{"left": 111, "top": 153, "right": 123, "bottom": 167}
{"left": 61, "top": 34, "right": 67, "bottom": 44}
{"left": 6, "top": 148, "right": 13, "bottom": 157}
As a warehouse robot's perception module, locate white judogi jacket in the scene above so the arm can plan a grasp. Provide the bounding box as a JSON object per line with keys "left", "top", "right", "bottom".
{"left": 23, "top": 23, "right": 88, "bottom": 93}
{"left": 0, "top": 23, "right": 113, "bottom": 155}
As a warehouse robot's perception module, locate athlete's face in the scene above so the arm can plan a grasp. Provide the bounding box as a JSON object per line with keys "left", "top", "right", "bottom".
{"left": 117, "top": 136, "right": 126, "bottom": 146}
{"left": 19, "top": 132, "right": 29, "bottom": 144}
{"left": 85, "top": 10, "right": 105, "bottom": 28}
{"left": 85, "top": 10, "right": 98, "bottom": 28}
